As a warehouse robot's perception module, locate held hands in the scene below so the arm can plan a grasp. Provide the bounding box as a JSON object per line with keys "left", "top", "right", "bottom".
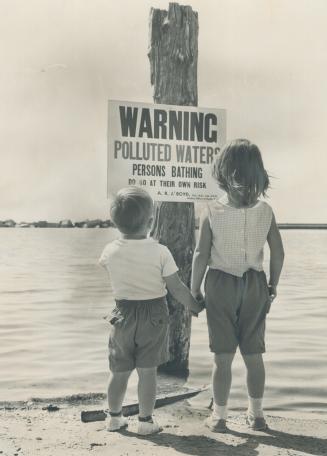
{"left": 190, "top": 290, "right": 206, "bottom": 317}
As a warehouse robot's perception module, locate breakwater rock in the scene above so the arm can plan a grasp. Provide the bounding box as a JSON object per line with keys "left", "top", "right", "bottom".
{"left": 1, "top": 219, "right": 115, "bottom": 228}
{"left": 74, "top": 219, "right": 113, "bottom": 228}
{"left": 59, "top": 219, "right": 74, "bottom": 228}
{"left": 33, "top": 221, "right": 60, "bottom": 228}
{"left": 0, "top": 219, "right": 16, "bottom": 227}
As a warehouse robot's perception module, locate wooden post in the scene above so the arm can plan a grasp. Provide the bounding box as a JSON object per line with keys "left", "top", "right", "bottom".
{"left": 148, "top": 3, "right": 198, "bottom": 376}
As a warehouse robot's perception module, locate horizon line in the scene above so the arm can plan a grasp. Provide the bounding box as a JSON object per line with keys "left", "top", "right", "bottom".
{"left": 1, "top": 219, "right": 327, "bottom": 229}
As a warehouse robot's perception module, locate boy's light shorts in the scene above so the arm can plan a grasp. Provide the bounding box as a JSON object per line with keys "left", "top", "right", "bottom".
{"left": 108, "top": 297, "right": 169, "bottom": 372}
{"left": 205, "top": 268, "right": 271, "bottom": 355}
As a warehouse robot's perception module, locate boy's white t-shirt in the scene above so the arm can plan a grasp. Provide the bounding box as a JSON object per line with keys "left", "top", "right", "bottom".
{"left": 99, "top": 237, "right": 178, "bottom": 300}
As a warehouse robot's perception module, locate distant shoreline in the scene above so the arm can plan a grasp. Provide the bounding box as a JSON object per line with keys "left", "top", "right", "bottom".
{"left": 277, "top": 224, "right": 327, "bottom": 230}
{"left": 1, "top": 220, "right": 326, "bottom": 229}
{"left": 0, "top": 219, "right": 114, "bottom": 229}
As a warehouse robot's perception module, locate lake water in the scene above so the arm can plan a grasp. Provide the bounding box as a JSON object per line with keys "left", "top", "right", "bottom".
{"left": 1, "top": 228, "right": 326, "bottom": 415}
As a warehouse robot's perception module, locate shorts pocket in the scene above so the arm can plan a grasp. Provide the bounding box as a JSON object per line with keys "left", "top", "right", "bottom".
{"left": 108, "top": 307, "right": 125, "bottom": 326}
{"left": 149, "top": 301, "right": 169, "bottom": 327}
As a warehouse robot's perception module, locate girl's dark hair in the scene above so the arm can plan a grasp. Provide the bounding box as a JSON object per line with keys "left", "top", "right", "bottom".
{"left": 212, "top": 139, "right": 270, "bottom": 206}
{"left": 110, "top": 186, "right": 153, "bottom": 234}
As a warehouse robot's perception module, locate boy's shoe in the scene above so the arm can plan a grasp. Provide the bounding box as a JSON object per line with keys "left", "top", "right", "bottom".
{"left": 106, "top": 415, "right": 128, "bottom": 432}
{"left": 137, "top": 418, "right": 162, "bottom": 435}
{"left": 246, "top": 415, "right": 268, "bottom": 431}
{"left": 205, "top": 415, "right": 228, "bottom": 433}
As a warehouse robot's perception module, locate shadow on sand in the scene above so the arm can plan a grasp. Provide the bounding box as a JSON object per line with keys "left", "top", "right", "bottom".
{"left": 228, "top": 428, "right": 327, "bottom": 456}
{"left": 120, "top": 426, "right": 327, "bottom": 456}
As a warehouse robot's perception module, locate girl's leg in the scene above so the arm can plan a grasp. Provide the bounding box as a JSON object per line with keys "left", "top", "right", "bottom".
{"left": 136, "top": 367, "right": 157, "bottom": 418}
{"left": 107, "top": 370, "right": 132, "bottom": 413}
{"left": 206, "top": 353, "right": 235, "bottom": 432}
{"left": 242, "top": 353, "right": 265, "bottom": 399}
{"left": 242, "top": 353, "right": 265, "bottom": 418}
{"left": 212, "top": 353, "right": 235, "bottom": 417}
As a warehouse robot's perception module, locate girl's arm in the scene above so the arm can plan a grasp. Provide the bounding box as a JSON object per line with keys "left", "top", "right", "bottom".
{"left": 267, "top": 213, "right": 285, "bottom": 298}
{"left": 164, "top": 272, "right": 203, "bottom": 315}
{"left": 191, "top": 210, "right": 212, "bottom": 296}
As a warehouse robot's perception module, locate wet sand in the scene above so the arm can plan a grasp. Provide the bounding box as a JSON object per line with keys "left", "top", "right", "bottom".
{"left": 1, "top": 393, "right": 326, "bottom": 456}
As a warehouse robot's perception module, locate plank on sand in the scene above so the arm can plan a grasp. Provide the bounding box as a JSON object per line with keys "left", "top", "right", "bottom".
{"left": 81, "top": 387, "right": 207, "bottom": 423}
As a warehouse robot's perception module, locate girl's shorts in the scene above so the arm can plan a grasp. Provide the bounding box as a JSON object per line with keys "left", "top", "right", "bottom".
{"left": 205, "top": 268, "right": 271, "bottom": 355}
{"left": 108, "top": 297, "right": 169, "bottom": 372}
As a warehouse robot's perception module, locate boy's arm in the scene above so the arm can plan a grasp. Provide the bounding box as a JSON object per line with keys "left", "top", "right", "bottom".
{"left": 191, "top": 211, "right": 212, "bottom": 297}
{"left": 164, "top": 272, "right": 204, "bottom": 316}
{"left": 267, "top": 213, "right": 285, "bottom": 300}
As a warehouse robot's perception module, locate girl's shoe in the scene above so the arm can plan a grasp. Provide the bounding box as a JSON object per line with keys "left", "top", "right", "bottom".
{"left": 205, "top": 415, "right": 228, "bottom": 433}
{"left": 246, "top": 415, "right": 268, "bottom": 431}
{"left": 106, "top": 415, "right": 128, "bottom": 432}
{"left": 137, "top": 418, "right": 162, "bottom": 435}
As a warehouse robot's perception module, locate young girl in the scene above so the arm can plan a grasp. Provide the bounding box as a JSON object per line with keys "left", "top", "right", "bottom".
{"left": 191, "top": 139, "right": 284, "bottom": 432}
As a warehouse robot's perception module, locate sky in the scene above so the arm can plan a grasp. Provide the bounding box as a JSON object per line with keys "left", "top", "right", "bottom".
{"left": 1, "top": 0, "right": 327, "bottom": 223}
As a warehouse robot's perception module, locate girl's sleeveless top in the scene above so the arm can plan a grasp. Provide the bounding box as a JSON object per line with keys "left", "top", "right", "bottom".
{"left": 207, "top": 195, "right": 273, "bottom": 277}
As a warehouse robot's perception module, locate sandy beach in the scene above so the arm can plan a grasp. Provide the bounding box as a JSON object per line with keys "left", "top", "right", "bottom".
{"left": 1, "top": 391, "right": 326, "bottom": 456}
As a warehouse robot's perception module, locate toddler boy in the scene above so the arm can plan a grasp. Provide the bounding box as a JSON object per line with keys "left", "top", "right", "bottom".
{"left": 99, "top": 186, "right": 202, "bottom": 435}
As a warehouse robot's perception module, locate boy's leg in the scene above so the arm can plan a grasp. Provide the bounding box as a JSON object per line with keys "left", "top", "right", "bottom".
{"left": 136, "top": 367, "right": 157, "bottom": 418}
{"left": 107, "top": 370, "right": 132, "bottom": 413}
{"left": 106, "top": 370, "right": 132, "bottom": 431}
{"left": 136, "top": 366, "right": 162, "bottom": 435}
{"left": 134, "top": 298, "right": 169, "bottom": 435}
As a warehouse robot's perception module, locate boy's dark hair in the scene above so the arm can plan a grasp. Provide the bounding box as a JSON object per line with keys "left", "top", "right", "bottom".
{"left": 212, "top": 139, "right": 270, "bottom": 206}
{"left": 110, "top": 186, "right": 154, "bottom": 235}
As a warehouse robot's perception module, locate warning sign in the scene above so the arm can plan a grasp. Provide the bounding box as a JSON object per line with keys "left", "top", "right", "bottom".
{"left": 107, "top": 100, "right": 226, "bottom": 202}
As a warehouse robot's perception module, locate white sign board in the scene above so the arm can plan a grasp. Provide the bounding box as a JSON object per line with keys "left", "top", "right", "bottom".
{"left": 107, "top": 100, "right": 226, "bottom": 202}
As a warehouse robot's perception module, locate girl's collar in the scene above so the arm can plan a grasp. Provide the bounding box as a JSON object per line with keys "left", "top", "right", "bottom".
{"left": 218, "top": 194, "right": 261, "bottom": 209}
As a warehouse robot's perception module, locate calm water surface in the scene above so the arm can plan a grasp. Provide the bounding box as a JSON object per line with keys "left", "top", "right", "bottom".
{"left": 1, "top": 228, "right": 326, "bottom": 414}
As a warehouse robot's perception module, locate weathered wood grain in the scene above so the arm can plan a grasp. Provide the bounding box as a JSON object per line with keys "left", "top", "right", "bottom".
{"left": 148, "top": 3, "right": 198, "bottom": 376}
{"left": 81, "top": 387, "right": 207, "bottom": 422}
